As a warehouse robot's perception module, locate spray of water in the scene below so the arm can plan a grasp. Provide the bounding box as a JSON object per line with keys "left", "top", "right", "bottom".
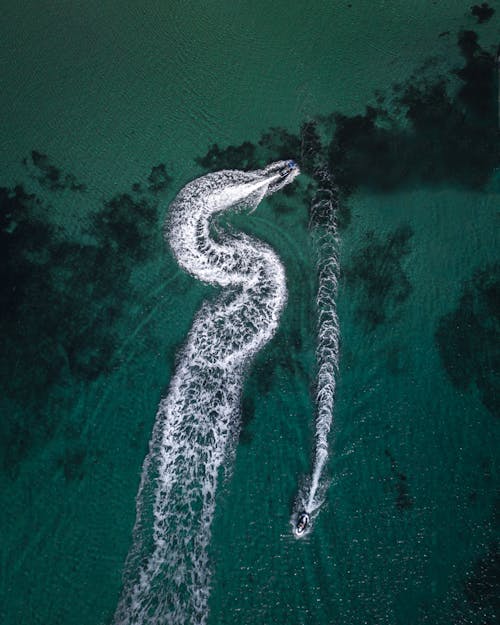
{"left": 292, "top": 169, "right": 340, "bottom": 538}
{"left": 114, "top": 161, "right": 299, "bottom": 625}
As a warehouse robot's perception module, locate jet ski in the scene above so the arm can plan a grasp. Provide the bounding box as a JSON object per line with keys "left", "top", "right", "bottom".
{"left": 295, "top": 512, "right": 310, "bottom": 536}
{"left": 279, "top": 160, "right": 298, "bottom": 178}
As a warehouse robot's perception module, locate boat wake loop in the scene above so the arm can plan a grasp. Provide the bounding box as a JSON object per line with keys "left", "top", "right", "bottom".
{"left": 292, "top": 170, "right": 340, "bottom": 539}
{"left": 113, "top": 161, "right": 299, "bottom": 625}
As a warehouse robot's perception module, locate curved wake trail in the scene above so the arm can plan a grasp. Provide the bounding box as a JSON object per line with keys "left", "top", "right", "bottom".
{"left": 114, "top": 161, "right": 299, "bottom": 625}
{"left": 293, "top": 171, "right": 340, "bottom": 536}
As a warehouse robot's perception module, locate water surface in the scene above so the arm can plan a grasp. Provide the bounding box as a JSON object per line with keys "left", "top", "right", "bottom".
{"left": 0, "top": 2, "right": 498, "bottom": 624}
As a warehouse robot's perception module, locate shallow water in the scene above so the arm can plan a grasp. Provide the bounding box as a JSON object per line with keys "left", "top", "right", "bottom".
{"left": 1, "top": 2, "right": 498, "bottom": 624}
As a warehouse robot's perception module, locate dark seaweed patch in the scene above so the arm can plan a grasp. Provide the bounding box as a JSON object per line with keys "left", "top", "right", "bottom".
{"left": 435, "top": 264, "right": 499, "bottom": 416}
{"left": 259, "top": 127, "right": 301, "bottom": 164}
{"left": 343, "top": 225, "right": 414, "bottom": 331}
{"left": 384, "top": 449, "right": 414, "bottom": 511}
{"left": 328, "top": 32, "right": 499, "bottom": 195}
{"left": 147, "top": 163, "right": 173, "bottom": 193}
{"left": 196, "top": 127, "right": 310, "bottom": 198}
{"left": 194, "top": 32, "right": 498, "bottom": 236}
{"left": 464, "top": 542, "right": 500, "bottom": 616}
{"left": 92, "top": 192, "right": 157, "bottom": 262}
{"left": 470, "top": 3, "right": 495, "bottom": 23}
{"left": 195, "top": 141, "right": 259, "bottom": 171}
{"left": 0, "top": 162, "right": 165, "bottom": 476}
{"left": 23, "top": 150, "right": 86, "bottom": 192}
{"left": 0, "top": 185, "right": 53, "bottom": 322}
{"left": 197, "top": 127, "right": 303, "bottom": 175}
{"left": 455, "top": 30, "right": 498, "bottom": 122}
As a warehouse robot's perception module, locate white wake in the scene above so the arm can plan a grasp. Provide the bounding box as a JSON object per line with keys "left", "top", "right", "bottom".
{"left": 292, "top": 170, "right": 340, "bottom": 538}
{"left": 114, "top": 161, "right": 299, "bottom": 625}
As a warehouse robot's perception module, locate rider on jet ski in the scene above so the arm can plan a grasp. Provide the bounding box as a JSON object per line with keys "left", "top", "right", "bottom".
{"left": 279, "top": 160, "right": 298, "bottom": 178}
{"left": 295, "top": 512, "right": 309, "bottom": 535}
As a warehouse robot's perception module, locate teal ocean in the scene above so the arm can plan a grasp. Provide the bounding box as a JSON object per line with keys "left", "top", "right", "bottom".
{"left": 1, "top": 2, "right": 499, "bottom": 624}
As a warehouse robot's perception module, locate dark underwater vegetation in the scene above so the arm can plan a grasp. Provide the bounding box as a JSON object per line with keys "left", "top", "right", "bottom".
{"left": 0, "top": 163, "right": 172, "bottom": 478}
{"left": 470, "top": 2, "right": 495, "bottom": 24}
{"left": 343, "top": 225, "right": 414, "bottom": 331}
{"left": 196, "top": 30, "right": 499, "bottom": 202}
{"left": 22, "top": 150, "right": 87, "bottom": 192}
{"left": 435, "top": 263, "right": 499, "bottom": 417}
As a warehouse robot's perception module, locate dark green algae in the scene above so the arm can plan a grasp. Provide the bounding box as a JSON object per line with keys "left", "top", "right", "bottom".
{"left": 0, "top": 161, "right": 173, "bottom": 479}
{"left": 343, "top": 225, "right": 414, "bottom": 332}
{"left": 197, "top": 30, "right": 499, "bottom": 203}
{"left": 435, "top": 263, "right": 500, "bottom": 417}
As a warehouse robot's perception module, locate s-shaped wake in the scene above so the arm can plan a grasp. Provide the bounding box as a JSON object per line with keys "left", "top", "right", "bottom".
{"left": 114, "top": 161, "right": 299, "bottom": 625}
{"left": 292, "top": 171, "right": 340, "bottom": 538}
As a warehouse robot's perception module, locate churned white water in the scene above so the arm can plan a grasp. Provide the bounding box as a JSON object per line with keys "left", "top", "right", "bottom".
{"left": 292, "top": 170, "right": 340, "bottom": 538}
{"left": 114, "top": 162, "right": 299, "bottom": 625}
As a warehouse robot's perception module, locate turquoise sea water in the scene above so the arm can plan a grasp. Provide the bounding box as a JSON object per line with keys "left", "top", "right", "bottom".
{"left": 1, "top": 2, "right": 499, "bottom": 624}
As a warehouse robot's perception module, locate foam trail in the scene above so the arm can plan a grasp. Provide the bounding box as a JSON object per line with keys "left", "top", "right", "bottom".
{"left": 293, "top": 170, "right": 340, "bottom": 537}
{"left": 114, "top": 161, "right": 299, "bottom": 625}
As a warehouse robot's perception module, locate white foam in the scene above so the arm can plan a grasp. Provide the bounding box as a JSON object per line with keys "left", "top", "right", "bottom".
{"left": 114, "top": 162, "right": 299, "bottom": 624}
{"left": 292, "top": 171, "right": 340, "bottom": 538}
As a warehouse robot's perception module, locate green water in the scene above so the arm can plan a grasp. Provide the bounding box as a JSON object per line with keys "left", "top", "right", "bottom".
{"left": 1, "top": 2, "right": 498, "bottom": 624}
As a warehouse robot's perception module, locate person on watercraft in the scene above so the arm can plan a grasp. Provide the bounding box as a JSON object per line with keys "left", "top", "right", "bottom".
{"left": 279, "top": 160, "right": 298, "bottom": 178}
{"left": 296, "top": 512, "right": 309, "bottom": 534}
